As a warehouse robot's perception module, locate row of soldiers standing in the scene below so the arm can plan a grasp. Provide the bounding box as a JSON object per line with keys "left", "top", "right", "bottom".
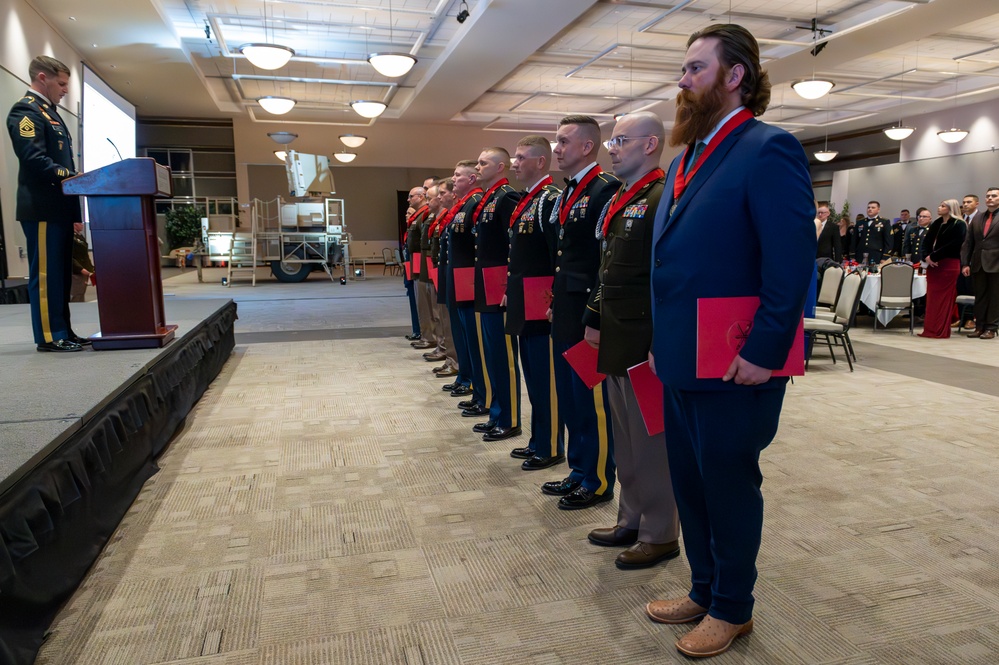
{"left": 400, "top": 112, "right": 681, "bottom": 570}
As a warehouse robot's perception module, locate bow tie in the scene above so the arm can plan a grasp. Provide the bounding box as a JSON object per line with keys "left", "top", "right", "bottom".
{"left": 564, "top": 177, "right": 577, "bottom": 189}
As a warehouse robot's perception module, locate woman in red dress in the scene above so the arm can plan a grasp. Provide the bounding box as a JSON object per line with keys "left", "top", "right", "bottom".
{"left": 918, "top": 199, "right": 966, "bottom": 338}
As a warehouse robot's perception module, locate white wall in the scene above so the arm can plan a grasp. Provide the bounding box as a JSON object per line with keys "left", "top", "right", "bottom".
{"left": 1, "top": 0, "right": 83, "bottom": 278}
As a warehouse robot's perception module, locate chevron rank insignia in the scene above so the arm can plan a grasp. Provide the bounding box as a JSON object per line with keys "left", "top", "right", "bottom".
{"left": 19, "top": 116, "right": 35, "bottom": 138}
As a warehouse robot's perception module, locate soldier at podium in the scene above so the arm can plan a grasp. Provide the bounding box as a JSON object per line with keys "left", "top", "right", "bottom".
{"left": 5, "top": 55, "right": 85, "bottom": 352}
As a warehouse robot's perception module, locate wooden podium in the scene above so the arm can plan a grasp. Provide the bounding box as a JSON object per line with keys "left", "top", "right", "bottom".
{"left": 63, "top": 158, "right": 177, "bottom": 350}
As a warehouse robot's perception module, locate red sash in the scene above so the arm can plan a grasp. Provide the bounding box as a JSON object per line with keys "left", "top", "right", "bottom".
{"left": 558, "top": 166, "right": 602, "bottom": 226}
{"left": 472, "top": 179, "right": 509, "bottom": 223}
{"left": 600, "top": 168, "right": 664, "bottom": 237}
{"left": 406, "top": 204, "right": 429, "bottom": 225}
{"left": 510, "top": 176, "right": 554, "bottom": 228}
{"left": 441, "top": 188, "right": 482, "bottom": 229}
{"left": 673, "top": 108, "right": 753, "bottom": 203}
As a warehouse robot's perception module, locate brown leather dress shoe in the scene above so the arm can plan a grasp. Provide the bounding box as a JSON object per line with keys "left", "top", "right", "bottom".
{"left": 981, "top": 330, "right": 997, "bottom": 339}
{"left": 587, "top": 525, "right": 638, "bottom": 547}
{"left": 615, "top": 540, "right": 681, "bottom": 569}
{"left": 967, "top": 329, "right": 984, "bottom": 338}
{"left": 675, "top": 615, "right": 753, "bottom": 658}
{"left": 645, "top": 597, "right": 708, "bottom": 624}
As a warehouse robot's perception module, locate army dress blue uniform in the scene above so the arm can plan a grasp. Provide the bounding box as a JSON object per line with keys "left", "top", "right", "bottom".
{"left": 472, "top": 180, "right": 521, "bottom": 434}
{"left": 549, "top": 164, "right": 620, "bottom": 503}
{"left": 6, "top": 90, "right": 82, "bottom": 345}
{"left": 506, "top": 178, "right": 563, "bottom": 462}
{"left": 852, "top": 216, "right": 892, "bottom": 265}
{"left": 436, "top": 205, "right": 472, "bottom": 391}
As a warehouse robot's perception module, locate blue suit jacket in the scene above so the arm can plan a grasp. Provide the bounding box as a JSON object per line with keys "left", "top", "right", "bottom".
{"left": 650, "top": 117, "right": 816, "bottom": 391}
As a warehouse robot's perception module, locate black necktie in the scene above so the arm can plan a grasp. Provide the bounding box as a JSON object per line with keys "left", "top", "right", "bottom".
{"left": 563, "top": 177, "right": 576, "bottom": 189}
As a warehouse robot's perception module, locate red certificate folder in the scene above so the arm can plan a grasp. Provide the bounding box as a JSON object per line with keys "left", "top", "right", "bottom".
{"left": 523, "top": 275, "right": 554, "bottom": 320}
{"left": 482, "top": 266, "right": 508, "bottom": 306}
{"left": 404, "top": 262, "right": 412, "bottom": 280}
{"left": 411, "top": 252, "right": 422, "bottom": 276}
{"left": 453, "top": 267, "right": 475, "bottom": 302}
{"left": 562, "top": 340, "right": 606, "bottom": 389}
{"left": 695, "top": 297, "right": 805, "bottom": 379}
{"left": 627, "top": 361, "right": 664, "bottom": 436}
{"left": 428, "top": 265, "right": 438, "bottom": 289}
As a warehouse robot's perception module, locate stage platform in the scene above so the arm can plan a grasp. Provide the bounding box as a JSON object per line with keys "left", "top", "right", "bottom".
{"left": 0, "top": 297, "right": 237, "bottom": 664}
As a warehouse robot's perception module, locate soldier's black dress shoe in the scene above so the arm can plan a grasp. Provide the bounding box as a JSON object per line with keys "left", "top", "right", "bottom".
{"left": 405, "top": 333, "right": 421, "bottom": 341}
{"left": 37, "top": 339, "right": 83, "bottom": 353}
{"left": 457, "top": 399, "right": 478, "bottom": 409}
{"left": 510, "top": 446, "right": 533, "bottom": 459}
{"left": 482, "top": 426, "right": 521, "bottom": 441}
{"left": 558, "top": 486, "right": 613, "bottom": 510}
{"left": 521, "top": 454, "right": 565, "bottom": 471}
{"left": 472, "top": 420, "right": 497, "bottom": 433}
{"left": 461, "top": 404, "right": 489, "bottom": 417}
{"left": 443, "top": 382, "right": 459, "bottom": 391}
{"left": 541, "top": 477, "right": 580, "bottom": 496}
{"left": 450, "top": 386, "right": 473, "bottom": 397}
{"left": 69, "top": 333, "right": 92, "bottom": 346}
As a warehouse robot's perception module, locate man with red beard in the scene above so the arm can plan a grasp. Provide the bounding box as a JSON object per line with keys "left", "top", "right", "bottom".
{"left": 645, "top": 24, "right": 815, "bottom": 658}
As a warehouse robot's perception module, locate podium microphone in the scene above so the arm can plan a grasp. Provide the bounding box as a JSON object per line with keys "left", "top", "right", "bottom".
{"left": 107, "top": 138, "right": 123, "bottom": 161}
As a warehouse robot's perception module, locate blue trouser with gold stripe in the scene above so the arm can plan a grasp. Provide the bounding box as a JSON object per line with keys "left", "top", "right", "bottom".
{"left": 552, "top": 338, "right": 615, "bottom": 495}
{"left": 20, "top": 220, "right": 73, "bottom": 345}
{"left": 519, "top": 332, "right": 563, "bottom": 457}
{"left": 478, "top": 311, "right": 520, "bottom": 429}
{"left": 446, "top": 299, "right": 471, "bottom": 389}
{"left": 455, "top": 304, "right": 487, "bottom": 407}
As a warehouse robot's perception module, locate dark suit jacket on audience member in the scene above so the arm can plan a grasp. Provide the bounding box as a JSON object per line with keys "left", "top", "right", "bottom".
{"left": 962, "top": 209, "right": 999, "bottom": 273}
{"left": 816, "top": 219, "right": 841, "bottom": 262}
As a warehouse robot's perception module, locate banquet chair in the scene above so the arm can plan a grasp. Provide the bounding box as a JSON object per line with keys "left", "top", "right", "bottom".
{"left": 814, "top": 266, "right": 845, "bottom": 322}
{"left": 805, "top": 272, "right": 865, "bottom": 371}
{"left": 874, "top": 263, "right": 915, "bottom": 334}
{"left": 382, "top": 247, "right": 400, "bottom": 275}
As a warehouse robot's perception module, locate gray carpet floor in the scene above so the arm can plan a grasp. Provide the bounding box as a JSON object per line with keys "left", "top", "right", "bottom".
{"left": 32, "top": 269, "right": 999, "bottom": 664}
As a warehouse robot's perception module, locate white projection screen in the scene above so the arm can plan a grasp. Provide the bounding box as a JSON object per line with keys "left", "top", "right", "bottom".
{"left": 81, "top": 64, "right": 136, "bottom": 222}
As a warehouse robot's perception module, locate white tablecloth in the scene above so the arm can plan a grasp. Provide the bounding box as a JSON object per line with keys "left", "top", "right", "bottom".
{"left": 860, "top": 273, "right": 927, "bottom": 325}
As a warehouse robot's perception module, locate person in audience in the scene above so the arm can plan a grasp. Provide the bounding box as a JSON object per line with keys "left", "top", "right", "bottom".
{"left": 852, "top": 201, "right": 892, "bottom": 265}
{"left": 904, "top": 207, "right": 932, "bottom": 320}
{"left": 918, "top": 199, "right": 966, "bottom": 339}
{"left": 838, "top": 214, "right": 855, "bottom": 262}
{"left": 961, "top": 187, "right": 999, "bottom": 340}
{"left": 815, "top": 202, "right": 841, "bottom": 262}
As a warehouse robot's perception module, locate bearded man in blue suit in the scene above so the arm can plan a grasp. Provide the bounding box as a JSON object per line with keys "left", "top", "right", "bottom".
{"left": 644, "top": 24, "right": 816, "bottom": 658}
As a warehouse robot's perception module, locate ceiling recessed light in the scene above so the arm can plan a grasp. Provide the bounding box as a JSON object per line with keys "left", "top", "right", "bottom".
{"left": 68, "top": 16, "right": 76, "bottom": 21}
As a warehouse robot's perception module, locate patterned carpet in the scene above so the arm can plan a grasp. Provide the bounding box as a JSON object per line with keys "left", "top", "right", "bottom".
{"left": 33, "top": 276, "right": 999, "bottom": 664}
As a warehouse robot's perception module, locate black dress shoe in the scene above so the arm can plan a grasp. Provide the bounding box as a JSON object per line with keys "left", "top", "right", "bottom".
{"left": 443, "top": 382, "right": 459, "bottom": 391}
{"left": 522, "top": 454, "right": 565, "bottom": 471}
{"left": 472, "top": 420, "right": 498, "bottom": 433}
{"left": 450, "top": 386, "right": 473, "bottom": 397}
{"left": 457, "top": 399, "right": 478, "bottom": 409}
{"left": 510, "top": 446, "right": 533, "bottom": 459}
{"left": 587, "top": 525, "right": 639, "bottom": 547}
{"left": 483, "top": 426, "right": 521, "bottom": 441}
{"left": 461, "top": 404, "right": 489, "bottom": 417}
{"left": 558, "top": 487, "right": 613, "bottom": 510}
{"left": 405, "top": 333, "right": 421, "bottom": 341}
{"left": 69, "top": 333, "right": 92, "bottom": 346}
{"left": 541, "top": 477, "right": 581, "bottom": 496}
{"left": 37, "top": 339, "right": 83, "bottom": 353}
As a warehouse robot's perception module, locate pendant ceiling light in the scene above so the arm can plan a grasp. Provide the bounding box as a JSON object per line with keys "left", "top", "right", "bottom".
{"left": 239, "top": 43, "right": 294, "bottom": 70}
{"left": 258, "top": 96, "right": 296, "bottom": 115}
{"left": 794, "top": 11, "right": 834, "bottom": 100}
{"left": 937, "top": 63, "right": 968, "bottom": 144}
{"left": 883, "top": 55, "right": 914, "bottom": 141}
{"left": 367, "top": 0, "right": 416, "bottom": 77}
{"left": 339, "top": 134, "right": 367, "bottom": 148}
{"left": 267, "top": 131, "right": 298, "bottom": 145}
{"left": 350, "top": 100, "right": 387, "bottom": 118}
{"left": 792, "top": 78, "right": 835, "bottom": 100}
{"left": 334, "top": 151, "right": 357, "bottom": 163}
{"left": 814, "top": 95, "right": 838, "bottom": 162}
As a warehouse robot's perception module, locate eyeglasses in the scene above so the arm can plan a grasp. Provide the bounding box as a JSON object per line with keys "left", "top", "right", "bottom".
{"left": 602, "top": 135, "right": 655, "bottom": 150}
